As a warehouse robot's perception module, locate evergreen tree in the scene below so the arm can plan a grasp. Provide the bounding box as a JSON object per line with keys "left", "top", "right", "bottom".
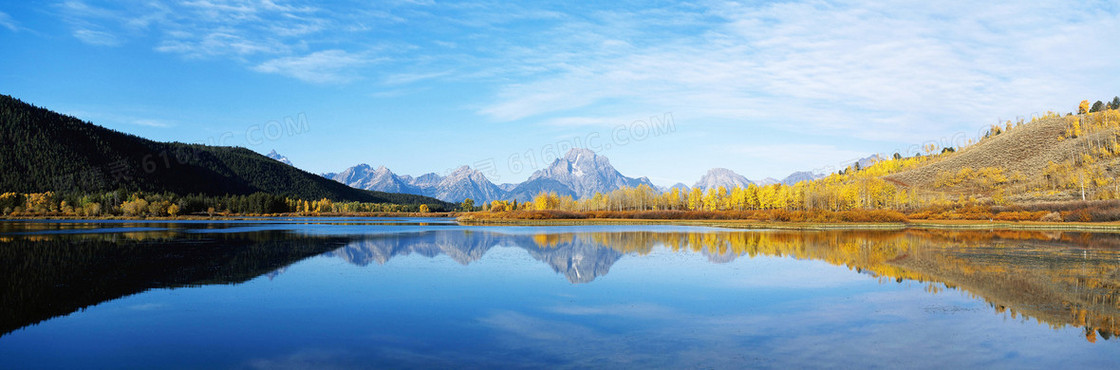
{"left": 1090, "top": 100, "right": 1105, "bottom": 113}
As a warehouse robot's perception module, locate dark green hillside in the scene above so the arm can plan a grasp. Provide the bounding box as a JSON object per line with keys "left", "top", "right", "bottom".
{"left": 0, "top": 94, "right": 447, "bottom": 206}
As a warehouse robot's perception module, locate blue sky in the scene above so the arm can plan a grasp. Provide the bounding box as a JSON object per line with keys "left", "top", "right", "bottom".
{"left": 2, "top": 1, "right": 1119, "bottom": 186}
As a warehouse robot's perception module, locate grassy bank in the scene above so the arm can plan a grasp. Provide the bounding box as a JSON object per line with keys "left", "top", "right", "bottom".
{"left": 458, "top": 217, "right": 1120, "bottom": 231}
{"left": 457, "top": 210, "right": 1120, "bottom": 231}
{"left": 0, "top": 212, "right": 459, "bottom": 221}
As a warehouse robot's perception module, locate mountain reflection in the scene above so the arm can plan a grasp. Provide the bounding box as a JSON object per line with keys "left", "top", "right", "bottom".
{"left": 329, "top": 231, "right": 622, "bottom": 283}
{"left": 330, "top": 228, "right": 1120, "bottom": 342}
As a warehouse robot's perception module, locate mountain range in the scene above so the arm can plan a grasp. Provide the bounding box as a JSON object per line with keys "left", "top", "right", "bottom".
{"left": 321, "top": 149, "right": 654, "bottom": 203}
{"left": 312, "top": 148, "right": 838, "bottom": 203}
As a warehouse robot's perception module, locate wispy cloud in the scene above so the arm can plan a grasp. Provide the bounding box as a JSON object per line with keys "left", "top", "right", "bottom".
{"left": 51, "top": 0, "right": 411, "bottom": 84}
{"left": 473, "top": 1, "right": 1120, "bottom": 143}
{"left": 131, "top": 118, "right": 173, "bottom": 128}
{"left": 0, "top": 11, "right": 18, "bottom": 31}
{"left": 72, "top": 28, "right": 120, "bottom": 46}
{"left": 253, "top": 49, "right": 373, "bottom": 84}
{"left": 383, "top": 70, "right": 453, "bottom": 85}
{"left": 156, "top": 30, "right": 285, "bottom": 58}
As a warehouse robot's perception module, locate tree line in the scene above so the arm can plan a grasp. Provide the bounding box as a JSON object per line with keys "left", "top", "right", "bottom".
{"left": 0, "top": 189, "right": 453, "bottom": 217}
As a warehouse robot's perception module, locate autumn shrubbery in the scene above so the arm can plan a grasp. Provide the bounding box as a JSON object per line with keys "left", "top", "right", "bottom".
{"left": 468, "top": 209, "right": 909, "bottom": 223}
{"left": 904, "top": 200, "right": 1120, "bottom": 222}
{"left": 998, "top": 200, "right": 1120, "bottom": 222}
{"left": 907, "top": 204, "right": 995, "bottom": 220}
{"left": 907, "top": 204, "right": 1053, "bottom": 221}
{"left": 463, "top": 210, "right": 590, "bottom": 220}
{"left": 754, "top": 209, "right": 908, "bottom": 222}
{"left": 1061, "top": 205, "right": 1120, "bottom": 222}
{"left": 992, "top": 211, "right": 1050, "bottom": 221}
{"left": 467, "top": 205, "right": 1120, "bottom": 223}
{"left": 468, "top": 200, "right": 1120, "bottom": 223}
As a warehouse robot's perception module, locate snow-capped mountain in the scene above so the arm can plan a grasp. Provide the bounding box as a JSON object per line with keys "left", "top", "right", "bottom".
{"left": 411, "top": 173, "right": 444, "bottom": 189}
{"left": 519, "top": 148, "right": 655, "bottom": 199}
{"left": 427, "top": 166, "right": 507, "bottom": 203}
{"left": 693, "top": 168, "right": 753, "bottom": 190}
{"left": 265, "top": 150, "right": 293, "bottom": 166}
{"left": 331, "top": 164, "right": 420, "bottom": 195}
{"left": 780, "top": 171, "right": 826, "bottom": 185}
{"left": 327, "top": 164, "right": 505, "bottom": 203}
{"left": 756, "top": 177, "right": 780, "bottom": 186}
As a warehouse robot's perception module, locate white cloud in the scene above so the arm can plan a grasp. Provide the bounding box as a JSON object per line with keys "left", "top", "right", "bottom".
{"left": 72, "top": 28, "right": 120, "bottom": 46}
{"left": 54, "top": 0, "right": 393, "bottom": 83}
{"left": 0, "top": 11, "right": 18, "bottom": 31}
{"left": 131, "top": 119, "right": 173, "bottom": 128}
{"left": 156, "top": 30, "right": 284, "bottom": 58}
{"left": 474, "top": 1, "right": 1120, "bottom": 144}
{"left": 382, "top": 70, "right": 453, "bottom": 85}
{"left": 253, "top": 49, "right": 372, "bottom": 84}
{"left": 56, "top": 0, "right": 326, "bottom": 57}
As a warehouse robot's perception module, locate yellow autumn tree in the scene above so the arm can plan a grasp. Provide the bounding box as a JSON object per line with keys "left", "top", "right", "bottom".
{"left": 687, "top": 188, "right": 704, "bottom": 211}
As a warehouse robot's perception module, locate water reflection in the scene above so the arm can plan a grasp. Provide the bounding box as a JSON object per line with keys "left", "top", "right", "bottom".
{"left": 1, "top": 225, "right": 1119, "bottom": 343}
{"left": 0, "top": 231, "right": 350, "bottom": 337}
{"left": 329, "top": 229, "right": 1120, "bottom": 342}
{"left": 330, "top": 231, "right": 622, "bottom": 283}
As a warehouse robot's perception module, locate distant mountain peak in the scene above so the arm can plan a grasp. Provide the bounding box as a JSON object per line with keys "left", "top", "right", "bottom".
{"left": 265, "top": 149, "right": 293, "bottom": 166}
{"left": 564, "top": 147, "right": 597, "bottom": 161}
{"left": 449, "top": 165, "right": 474, "bottom": 175}
{"left": 330, "top": 163, "right": 419, "bottom": 195}
{"left": 327, "top": 163, "right": 504, "bottom": 203}
{"left": 693, "top": 168, "right": 752, "bottom": 190}
{"left": 757, "top": 177, "right": 780, "bottom": 186}
{"left": 781, "top": 171, "right": 826, "bottom": 185}
{"left": 519, "top": 148, "right": 651, "bottom": 199}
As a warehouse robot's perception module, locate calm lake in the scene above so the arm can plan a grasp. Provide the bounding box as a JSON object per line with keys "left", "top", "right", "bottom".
{"left": 1, "top": 218, "right": 1118, "bottom": 368}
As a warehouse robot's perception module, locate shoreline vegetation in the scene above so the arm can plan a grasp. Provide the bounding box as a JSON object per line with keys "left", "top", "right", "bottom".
{"left": 5, "top": 210, "right": 1120, "bottom": 232}
{"left": 455, "top": 209, "right": 1120, "bottom": 231}
{"left": 0, "top": 212, "right": 458, "bottom": 221}
{"left": 0, "top": 190, "right": 462, "bottom": 220}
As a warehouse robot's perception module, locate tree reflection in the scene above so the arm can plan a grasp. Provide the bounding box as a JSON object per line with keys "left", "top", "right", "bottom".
{"left": 0, "top": 231, "right": 349, "bottom": 337}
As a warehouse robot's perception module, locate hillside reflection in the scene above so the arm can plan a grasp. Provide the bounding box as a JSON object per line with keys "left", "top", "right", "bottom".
{"left": 332, "top": 229, "right": 1120, "bottom": 342}
{"left": 2, "top": 227, "right": 1118, "bottom": 342}
{"left": 0, "top": 231, "right": 350, "bottom": 337}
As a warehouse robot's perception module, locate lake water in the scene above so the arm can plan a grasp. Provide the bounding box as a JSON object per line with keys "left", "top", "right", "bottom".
{"left": 1, "top": 218, "right": 1118, "bottom": 369}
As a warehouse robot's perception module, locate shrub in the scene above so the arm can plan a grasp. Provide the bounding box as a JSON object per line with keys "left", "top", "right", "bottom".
{"left": 1040, "top": 212, "right": 1063, "bottom": 222}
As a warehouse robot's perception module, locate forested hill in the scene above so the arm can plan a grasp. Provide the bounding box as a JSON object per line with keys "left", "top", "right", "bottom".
{"left": 0, "top": 94, "right": 447, "bottom": 206}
